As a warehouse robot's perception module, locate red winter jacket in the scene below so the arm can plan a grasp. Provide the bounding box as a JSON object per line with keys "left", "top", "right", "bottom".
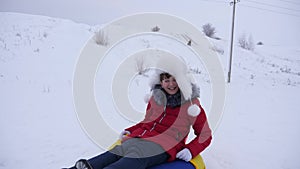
{"left": 123, "top": 96, "right": 212, "bottom": 161}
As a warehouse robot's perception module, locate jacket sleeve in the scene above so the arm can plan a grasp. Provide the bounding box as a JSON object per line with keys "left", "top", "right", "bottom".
{"left": 124, "top": 99, "right": 153, "bottom": 133}
{"left": 185, "top": 99, "right": 212, "bottom": 158}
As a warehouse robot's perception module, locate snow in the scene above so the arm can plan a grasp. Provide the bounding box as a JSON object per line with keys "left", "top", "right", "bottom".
{"left": 1, "top": 12, "right": 300, "bottom": 169}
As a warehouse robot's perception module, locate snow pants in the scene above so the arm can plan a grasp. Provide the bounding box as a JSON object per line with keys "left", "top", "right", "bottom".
{"left": 70, "top": 138, "right": 169, "bottom": 169}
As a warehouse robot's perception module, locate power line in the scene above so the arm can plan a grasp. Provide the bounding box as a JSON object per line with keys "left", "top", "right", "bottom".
{"left": 240, "top": 4, "right": 300, "bottom": 18}
{"left": 277, "top": 0, "right": 300, "bottom": 5}
{"left": 198, "top": 0, "right": 228, "bottom": 4}
{"left": 244, "top": 0, "right": 300, "bottom": 12}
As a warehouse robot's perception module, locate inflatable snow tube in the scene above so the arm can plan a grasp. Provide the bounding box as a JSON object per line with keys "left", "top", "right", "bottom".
{"left": 110, "top": 140, "right": 205, "bottom": 169}
{"left": 148, "top": 160, "right": 195, "bottom": 169}
{"left": 148, "top": 154, "right": 205, "bottom": 169}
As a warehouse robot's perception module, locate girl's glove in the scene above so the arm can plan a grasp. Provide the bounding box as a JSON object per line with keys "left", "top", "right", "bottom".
{"left": 176, "top": 148, "right": 192, "bottom": 162}
{"left": 119, "top": 130, "right": 130, "bottom": 140}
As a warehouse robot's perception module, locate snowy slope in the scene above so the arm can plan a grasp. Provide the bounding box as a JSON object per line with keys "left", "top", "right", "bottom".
{"left": 0, "top": 12, "right": 300, "bottom": 169}
{"left": 0, "top": 12, "right": 101, "bottom": 168}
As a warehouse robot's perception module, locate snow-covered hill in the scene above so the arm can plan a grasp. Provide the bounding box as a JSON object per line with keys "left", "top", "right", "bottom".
{"left": 0, "top": 12, "right": 299, "bottom": 169}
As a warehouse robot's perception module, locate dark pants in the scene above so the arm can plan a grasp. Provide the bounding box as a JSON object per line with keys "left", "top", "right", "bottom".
{"left": 70, "top": 138, "right": 169, "bottom": 169}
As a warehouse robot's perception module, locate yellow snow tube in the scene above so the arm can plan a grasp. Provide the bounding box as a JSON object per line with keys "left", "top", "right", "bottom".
{"left": 190, "top": 154, "right": 206, "bottom": 169}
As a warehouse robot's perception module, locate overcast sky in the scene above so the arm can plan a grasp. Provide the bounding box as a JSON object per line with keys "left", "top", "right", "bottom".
{"left": 1, "top": 0, "right": 300, "bottom": 46}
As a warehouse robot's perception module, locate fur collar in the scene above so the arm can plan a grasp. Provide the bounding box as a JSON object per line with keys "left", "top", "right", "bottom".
{"left": 152, "top": 84, "right": 200, "bottom": 108}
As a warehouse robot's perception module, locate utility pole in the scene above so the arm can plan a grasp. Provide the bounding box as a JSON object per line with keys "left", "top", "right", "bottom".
{"left": 228, "top": 0, "right": 239, "bottom": 83}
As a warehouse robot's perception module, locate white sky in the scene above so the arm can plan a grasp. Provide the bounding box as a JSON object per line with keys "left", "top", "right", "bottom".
{"left": 1, "top": 0, "right": 300, "bottom": 46}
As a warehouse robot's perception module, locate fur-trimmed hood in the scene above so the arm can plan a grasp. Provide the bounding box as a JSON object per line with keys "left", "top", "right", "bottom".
{"left": 143, "top": 52, "right": 201, "bottom": 116}
{"left": 148, "top": 55, "right": 196, "bottom": 101}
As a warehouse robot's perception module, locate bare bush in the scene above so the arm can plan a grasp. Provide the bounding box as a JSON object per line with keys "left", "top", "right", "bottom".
{"left": 211, "top": 45, "right": 224, "bottom": 55}
{"left": 94, "top": 29, "right": 108, "bottom": 46}
{"left": 238, "top": 33, "right": 254, "bottom": 51}
{"left": 202, "top": 23, "right": 216, "bottom": 38}
{"left": 189, "top": 67, "right": 202, "bottom": 74}
{"left": 135, "top": 56, "right": 149, "bottom": 76}
{"left": 257, "top": 41, "right": 263, "bottom": 45}
{"left": 151, "top": 26, "right": 160, "bottom": 32}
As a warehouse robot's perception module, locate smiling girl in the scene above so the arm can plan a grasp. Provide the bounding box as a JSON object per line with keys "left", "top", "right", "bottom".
{"left": 64, "top": 68, "right": 212, "bottom": 169}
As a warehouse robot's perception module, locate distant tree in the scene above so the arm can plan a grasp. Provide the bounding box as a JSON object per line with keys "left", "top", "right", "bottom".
{"left": 202, "top": 23, "right": 216, "bottom": 38}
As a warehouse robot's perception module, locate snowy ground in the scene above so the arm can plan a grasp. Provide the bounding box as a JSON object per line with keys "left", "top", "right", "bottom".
{"left": 0, "top": 12, "right": 300, "bottom": 169}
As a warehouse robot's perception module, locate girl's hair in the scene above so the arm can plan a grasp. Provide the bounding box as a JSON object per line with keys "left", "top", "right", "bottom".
{"left": 159, "top": 72, "right": 172, "bottom": 82}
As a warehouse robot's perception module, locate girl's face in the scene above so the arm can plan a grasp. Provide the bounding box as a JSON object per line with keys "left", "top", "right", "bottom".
{"left": 160, "top": 76, "right": 179, "bottom": 95}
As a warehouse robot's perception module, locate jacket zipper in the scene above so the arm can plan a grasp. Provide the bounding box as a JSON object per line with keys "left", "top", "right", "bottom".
{"left": 139, "top": 105, "right": 167, "bottom": 137}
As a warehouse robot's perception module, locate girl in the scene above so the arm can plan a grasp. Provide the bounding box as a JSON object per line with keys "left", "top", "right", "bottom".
{"left": 66, "top": 71, "right": 212, "bottom": 169}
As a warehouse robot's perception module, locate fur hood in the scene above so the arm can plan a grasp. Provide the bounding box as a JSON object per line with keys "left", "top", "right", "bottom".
{"left": 148, "top": 55, "right": 196, "bottom": 101}
{"left": 144, "top": 53, "right": 201, "bottom": 116}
